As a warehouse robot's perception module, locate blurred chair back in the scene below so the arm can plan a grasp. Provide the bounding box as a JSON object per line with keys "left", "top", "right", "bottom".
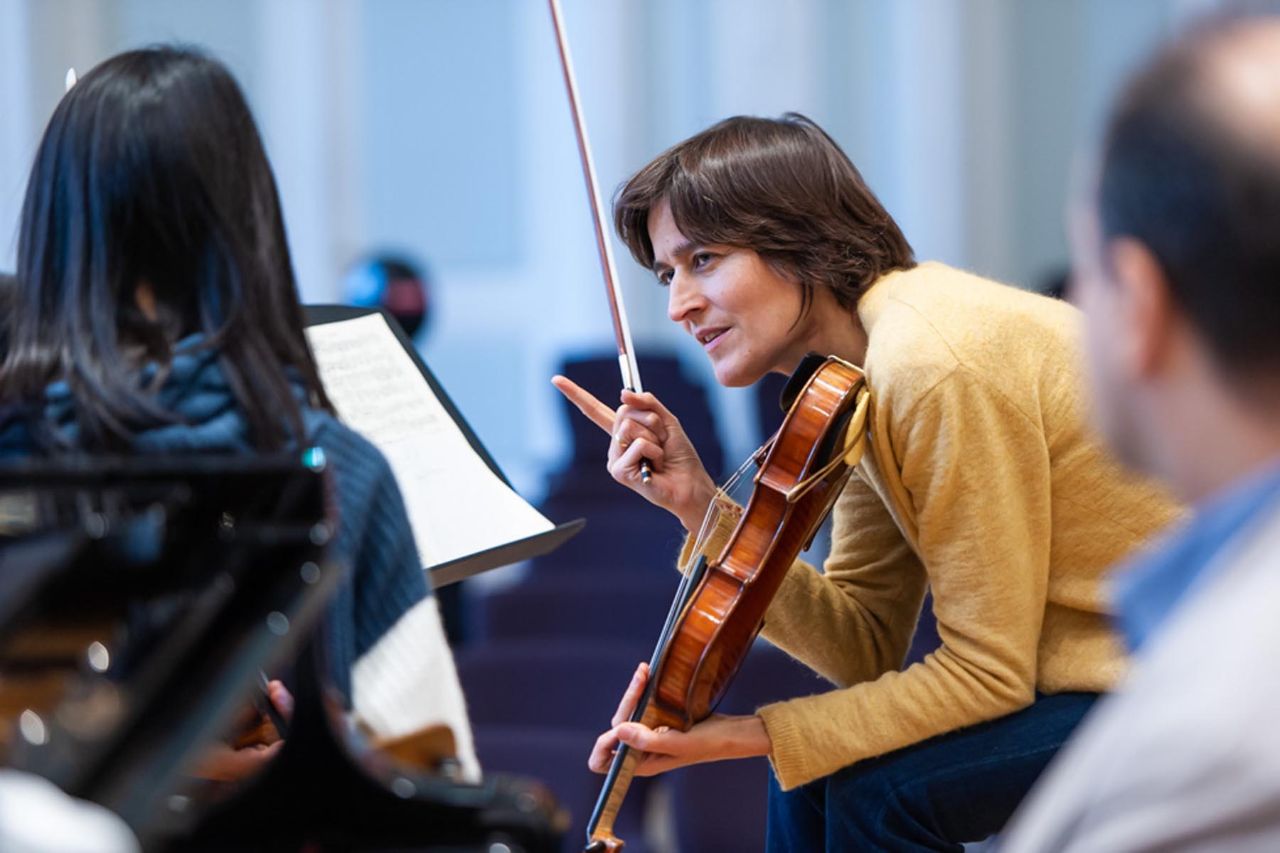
{"left": 550, "top": 351, "right": 724, "bottom": 487}
{"left": 669, "top": 642, "right": 828, "bottom": 853}
{"left": 455, "top": 640, "right": 652, "bottom": 852}
{"left": 472, "top": 575, "right": 676, "bottom": 645}
{"left": 538, "top": 351, "right": 721, "bottom": 579}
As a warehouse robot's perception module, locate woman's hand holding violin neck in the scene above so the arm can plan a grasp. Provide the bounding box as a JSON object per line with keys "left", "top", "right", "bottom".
{"left": 551, "top": 375, "right": 717, "bottom": 531}
{"left": 588, "top": 661, "right": 771, "bottom": 777}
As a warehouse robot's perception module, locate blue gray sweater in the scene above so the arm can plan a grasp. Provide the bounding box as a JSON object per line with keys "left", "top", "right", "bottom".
{"left": 0, "top": 341, "right": 430, "bottom": 702}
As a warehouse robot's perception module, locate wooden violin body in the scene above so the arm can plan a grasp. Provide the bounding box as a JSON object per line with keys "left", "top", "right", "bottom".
{"left": 587, "top": 355, "right": 869, "bottom": 852}
{"left": 651, "top": 356, "right": 865, "bottom": 726}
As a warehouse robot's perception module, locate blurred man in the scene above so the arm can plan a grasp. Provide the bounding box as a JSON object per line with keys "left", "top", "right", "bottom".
{"left": 1005, "top": 14, "right": 1280, "bottom": 851}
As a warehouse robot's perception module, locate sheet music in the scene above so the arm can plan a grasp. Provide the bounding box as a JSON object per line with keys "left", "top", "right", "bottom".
{"left": 305, "top": 314, "right": 553, "bottom": 569}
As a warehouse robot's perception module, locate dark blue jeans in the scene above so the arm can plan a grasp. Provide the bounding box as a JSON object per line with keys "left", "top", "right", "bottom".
{"left": 766, "top": 692, "right": 1098, "bottom": 852}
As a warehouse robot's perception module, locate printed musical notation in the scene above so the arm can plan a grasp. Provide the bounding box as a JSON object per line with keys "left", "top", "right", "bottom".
{"left": 306, "top": 314, "right": 553, "bottom": 569}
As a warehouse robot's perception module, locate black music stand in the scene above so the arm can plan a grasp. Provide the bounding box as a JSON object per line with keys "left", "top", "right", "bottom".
{"left": 305, "top": 305, "right": 585, "bottom": 589}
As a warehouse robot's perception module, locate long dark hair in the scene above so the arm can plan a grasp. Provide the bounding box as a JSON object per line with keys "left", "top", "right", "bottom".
{"left": 1, "top": 46, "right": 332, "bottom": 451}
{"left": 614, "top": 114, "right": 915, "bottom": 314}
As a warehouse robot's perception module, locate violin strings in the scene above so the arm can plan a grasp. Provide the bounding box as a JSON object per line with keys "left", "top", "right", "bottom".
{"left": 658, "top": 437, "right": 775, "bottom": 696}
{"left": 663, "top": 447, "right": 761, "bottom": 652}
{"left": 681, "top": 448, "right": 758, "bottom": 571}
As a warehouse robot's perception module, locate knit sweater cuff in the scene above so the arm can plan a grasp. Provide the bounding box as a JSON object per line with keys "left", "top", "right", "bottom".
{"left": 675, "top": 493, "right": 742, "bottom": 574}
{"left": 758, "top": 702, "right": 814, "bottom": 791}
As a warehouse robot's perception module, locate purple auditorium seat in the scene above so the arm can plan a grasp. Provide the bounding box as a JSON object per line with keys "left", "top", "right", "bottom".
{"left": 665, "top": 620, "right": 941, "bottom": 851}
{"left": 472, "top": 725, "right": 650, "bottom": 853}
{"left": 905, "top": 590, "right": 941, "bottom": 666}
{"left": 535, "top": 350, "right": 725, "bottom": 578}
{"left": 455, "top": 640, "right": 649, "bottom": 729}
{"left": 471, "top": 575, "right": 677, "bottom": 644}
{"left": 457, "top": 642, "right": 656, "bottom": 851}
{"left": 550, "top": 352, "right": 725, "bottom": 481}
{"left": 531, "top": 499, "right": 688, "bottom": 575}
{"left": 669, "top": 757, "right": 772, "bottom": 853}
{"left": 670, "top": 642, "right": 828, "bottom": 853}
{"left": 713, "top": 641, "right": 829, "bottom": 714}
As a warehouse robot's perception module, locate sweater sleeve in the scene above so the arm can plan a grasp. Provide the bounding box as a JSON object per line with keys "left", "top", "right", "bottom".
{"left": 758, "top": 366, "right": 1053, "bottom": 790}
{"left": 757, "top": 472, "right": 926, "bottom": 687}
{"left": 348, "top": 451, "right": 432, "bottom": 657}
{"left": 311, "top": 419, "right": 430, "bottom": 701}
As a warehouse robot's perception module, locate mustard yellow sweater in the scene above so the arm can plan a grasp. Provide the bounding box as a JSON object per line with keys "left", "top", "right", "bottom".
{"left": 681, "top": 262, "right": 1182, "bottom": 791}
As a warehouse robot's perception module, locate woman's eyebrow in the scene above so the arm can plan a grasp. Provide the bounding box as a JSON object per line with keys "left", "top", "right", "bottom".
{"left": 652, "top": 239, "right": 698, "bottom": 273}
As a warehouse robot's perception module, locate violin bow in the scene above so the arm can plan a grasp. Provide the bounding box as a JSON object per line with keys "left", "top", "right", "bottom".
{"left": 548, "top": 0, "right": 651, "bottom": 483}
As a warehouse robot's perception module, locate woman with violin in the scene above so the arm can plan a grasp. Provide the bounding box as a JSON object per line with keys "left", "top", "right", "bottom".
{"left": 554, "top": 113, "right": 1182, "bottom": 850}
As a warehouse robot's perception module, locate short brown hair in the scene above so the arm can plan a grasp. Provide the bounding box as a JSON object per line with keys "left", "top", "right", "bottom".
{"left": 613, "top": 113, "right": 915, "bottom": 313}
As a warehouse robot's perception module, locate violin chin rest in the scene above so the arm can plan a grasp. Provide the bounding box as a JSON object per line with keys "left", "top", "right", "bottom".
{"left": 778, "top": 352, "right": 829, "bottom": 412}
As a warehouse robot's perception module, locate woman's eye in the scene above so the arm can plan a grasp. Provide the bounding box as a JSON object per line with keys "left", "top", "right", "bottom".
{"left": 656, "top": 270, "right": 672, "bottom": 287}
{"left": 692, "top": 252, "right": 713, "bottom": 269}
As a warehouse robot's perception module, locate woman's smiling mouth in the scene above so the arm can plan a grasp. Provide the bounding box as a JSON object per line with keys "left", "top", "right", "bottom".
{"left": 696, "top": 327, "right": 729, "bottom": 350}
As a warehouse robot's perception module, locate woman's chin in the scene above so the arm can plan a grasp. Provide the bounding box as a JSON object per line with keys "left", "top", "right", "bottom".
{"left": 711, "top": 359, "right": 764, "bottom": 389}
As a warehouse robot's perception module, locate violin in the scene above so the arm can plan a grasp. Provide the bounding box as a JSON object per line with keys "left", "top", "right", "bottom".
{"left": 584, "top": 354, "right": 868, "bottom": 852}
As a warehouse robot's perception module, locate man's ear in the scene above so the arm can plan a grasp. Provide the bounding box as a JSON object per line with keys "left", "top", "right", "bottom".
{"left": 1107, "top": 237, "right": 1175, "bottom": 380}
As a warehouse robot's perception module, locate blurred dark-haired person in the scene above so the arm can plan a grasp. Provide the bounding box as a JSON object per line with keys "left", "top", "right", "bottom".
{"left": 0, "top": 48, "right": 476, "bottom": 780}
{"left": 344, "top": 253, "right": 433, "bottom": 341}
{"left": 1005, "top": 15, "right": 1280, "bottom": 852}
{"left": 552, "top": 113, "right": 1181, "bottom": 849}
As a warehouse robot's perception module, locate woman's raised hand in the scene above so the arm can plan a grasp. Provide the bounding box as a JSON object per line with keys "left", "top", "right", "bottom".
{"left": 551, "top": 375, "right": 717, "bottom": 532}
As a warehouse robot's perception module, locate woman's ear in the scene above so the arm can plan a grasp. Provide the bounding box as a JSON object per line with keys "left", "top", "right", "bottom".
{"left": 134, "top": 281, "right": 159, "bottom": 322}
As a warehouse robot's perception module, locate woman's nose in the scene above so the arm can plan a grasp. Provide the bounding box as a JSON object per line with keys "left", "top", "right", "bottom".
{"left": 666, "top": 272, "right": 706, "bottom": 323}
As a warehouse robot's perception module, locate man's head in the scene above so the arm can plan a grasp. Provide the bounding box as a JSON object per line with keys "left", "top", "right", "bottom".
{"left": 1074, "top": 16, "right": 1280, "bottom": 494}
{"left": 614, "top": 114, "right": 914, "bottom": 315}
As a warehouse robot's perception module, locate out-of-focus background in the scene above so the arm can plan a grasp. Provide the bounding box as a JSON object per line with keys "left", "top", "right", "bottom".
{"left": 0, "top": 2, "right": 1232, "bottom": 849}
{"left": 0, "top": 0, "right": 1220, "bottom": 495}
